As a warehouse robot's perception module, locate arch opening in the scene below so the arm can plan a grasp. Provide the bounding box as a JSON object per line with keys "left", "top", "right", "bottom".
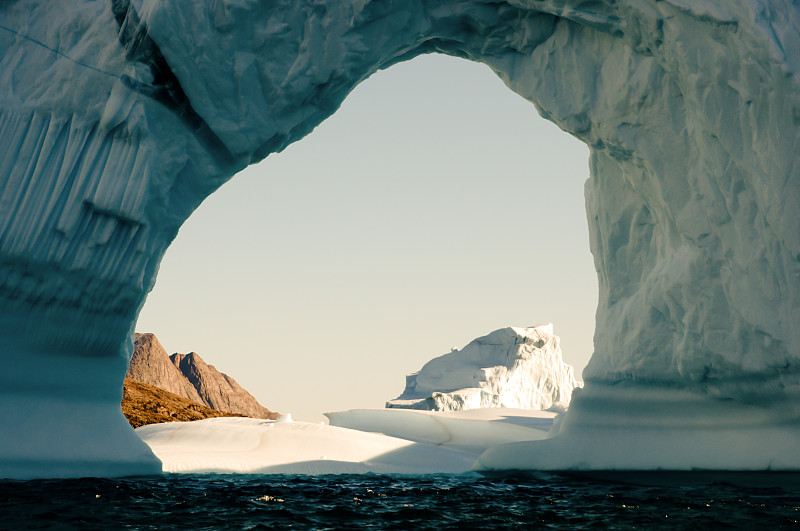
{"left": 136, "top": 54, "right": 596, "bottom": 422}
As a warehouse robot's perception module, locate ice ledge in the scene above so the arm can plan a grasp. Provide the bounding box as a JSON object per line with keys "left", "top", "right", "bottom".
{"left": 0, "top": 393, "right": 161, "bottom": 480}
{"left": 474, "top": 382, "right": 800, "bottom": 472}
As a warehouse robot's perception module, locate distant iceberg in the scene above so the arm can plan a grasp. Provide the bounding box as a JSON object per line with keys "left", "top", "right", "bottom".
{"left": 387, "top": 325, "right": 581, "bottom": 412}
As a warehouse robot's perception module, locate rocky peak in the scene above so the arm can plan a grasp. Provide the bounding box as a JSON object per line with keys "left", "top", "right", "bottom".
{"left": 127, "top": 334, "right": 277, "bottom": 420}
{"left": 127, "top": 333, "right": 204, "bottom": 404}
{"left": 169, "top": 351, "right": 276, "bottom": 420}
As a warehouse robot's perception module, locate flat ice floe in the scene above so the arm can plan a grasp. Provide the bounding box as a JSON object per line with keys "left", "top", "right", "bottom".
{"left": 326, "top": 408, "right": 555, "bottom": 452}
{"left": 136, "top": 408, "right": 555, "bottom": 474}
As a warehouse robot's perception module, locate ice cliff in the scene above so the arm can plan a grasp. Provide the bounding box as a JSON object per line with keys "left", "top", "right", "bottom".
{"left": 387, "top": 325, "right": 580, "bottom": 411}
{"left": 1, "top": 0, "right": 800, "bottom": 477}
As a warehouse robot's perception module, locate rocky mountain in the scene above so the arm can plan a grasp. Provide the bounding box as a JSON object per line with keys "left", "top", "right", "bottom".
{"left": 170, "top": 351, "right": 277, "bottom": 419}
{"left": 122, "top": 378, "right": 246, "bottom": 428}
{"left": 127, "top": 333, "right": 204, "bottom": 404}
{"left": 127, "top": 333, "right": 278, "bottom": 420}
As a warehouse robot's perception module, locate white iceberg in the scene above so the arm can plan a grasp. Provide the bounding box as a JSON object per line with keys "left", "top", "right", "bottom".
{"left": 3, "top": 0, "right": 800, "bottom": 476}
{"left": 137, "top": 408, "right": 555, "bottom": 475}
{"left": 137, "top": 417, "right": 475, "bottom": 475}
{"left": 388, "top": 325, "right": 581, "bottom": 412}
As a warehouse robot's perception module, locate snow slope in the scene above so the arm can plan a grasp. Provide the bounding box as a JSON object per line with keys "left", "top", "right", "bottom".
{"left": 2, "top": 0, "right": 800, "bottom": 476}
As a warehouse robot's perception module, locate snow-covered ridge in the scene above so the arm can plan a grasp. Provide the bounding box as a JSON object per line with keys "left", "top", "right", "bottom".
{"left": 388, "top": 325, "right": 581, "bottom": 411}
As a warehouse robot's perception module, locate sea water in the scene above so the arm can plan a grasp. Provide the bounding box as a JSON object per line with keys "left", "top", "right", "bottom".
{"left": 2, "top": 473, "right": 799, "bottom": 529}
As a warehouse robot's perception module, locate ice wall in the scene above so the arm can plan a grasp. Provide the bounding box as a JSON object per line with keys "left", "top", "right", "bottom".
{"left": 1, "top": 0, "right": 799, "bottom": 476}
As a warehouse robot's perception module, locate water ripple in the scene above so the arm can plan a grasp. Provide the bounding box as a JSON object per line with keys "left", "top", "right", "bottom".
{"left": 2, "top": 473, "right": 800, "bottom": 529}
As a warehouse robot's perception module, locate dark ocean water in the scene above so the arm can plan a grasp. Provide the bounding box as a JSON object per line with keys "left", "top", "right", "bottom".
{"left": 2, "top": 472, "right": 800, "bottom": 530}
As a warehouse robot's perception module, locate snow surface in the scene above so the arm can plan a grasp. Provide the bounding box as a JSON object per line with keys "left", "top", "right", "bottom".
{"left": 2, "top": 0, "right": 800, "bottom": 476}
{"left": 137, "top": 408, "right": 553, "bottom": 475}
{"left": 387, "top": 325, "right": 580, "bottom": 411}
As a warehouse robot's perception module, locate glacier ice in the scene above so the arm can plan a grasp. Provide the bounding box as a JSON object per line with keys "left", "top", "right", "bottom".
{"left": 326, "top": 408, "right": 554, "bottom": 451}
{"left": 136, "top": 416, "right": 479, "bottom": 474}
{"left": 2, "top": 0, "right": 800, "bottom": 476}
{"left": 386, "top": 325, "right": 581, "bottom": 411}
{"left": 476, "top": 383, "right": 800, "bottom": 472}
{"left": 137, "top": 408, "right": 553, "bottom": 474}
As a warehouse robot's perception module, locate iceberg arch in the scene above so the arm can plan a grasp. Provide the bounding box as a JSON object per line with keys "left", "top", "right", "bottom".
{"left": 1, "top": 0, "right": 799, "bottom": 477}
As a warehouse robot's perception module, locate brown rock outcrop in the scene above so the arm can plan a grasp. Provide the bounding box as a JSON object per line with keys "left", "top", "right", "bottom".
{"left": 171, "top": 352, "right": 277, "bottom": 420}
{"left": 126, "top": 333, "right": 278, "bottom": 420}
{"left": 122, "top": 378, "right": 246, "bottom": 428}
{"left": 127, "top": 333, "right": 204, "bottom": 404}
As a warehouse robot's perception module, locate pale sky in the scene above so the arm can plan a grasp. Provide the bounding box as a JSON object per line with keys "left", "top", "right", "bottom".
{"left": 135, "top": 54, "right": 597, "bottom": 422}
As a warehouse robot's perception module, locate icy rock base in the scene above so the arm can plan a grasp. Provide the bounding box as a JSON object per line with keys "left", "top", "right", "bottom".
{"left": 387, "top": 325, "right": 580, "bottom": 412}
{"left": 475, "top": 382, "right": 800, "bottom": 472}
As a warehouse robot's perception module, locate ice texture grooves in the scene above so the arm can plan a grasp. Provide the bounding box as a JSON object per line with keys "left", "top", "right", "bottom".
{"left": 2, "top": 0, "right": 800, "bottom": 476}
{"left": 0, "top": 110, "right": 150, "bottom": 313}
